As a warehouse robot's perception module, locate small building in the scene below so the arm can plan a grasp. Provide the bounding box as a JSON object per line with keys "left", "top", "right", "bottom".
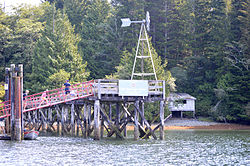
{"left": 167, "top": 93, "right": 196, "bottom": 118}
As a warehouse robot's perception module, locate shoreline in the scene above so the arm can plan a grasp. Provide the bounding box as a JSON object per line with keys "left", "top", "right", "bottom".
{"left": 127, "top": 118, "right": 250, "bottom": 130}
{"left": 163, "top": 124, "right": 250, "bottom": 130}
{"left": 126, "top": 124, "right": 250, "bottom": 130}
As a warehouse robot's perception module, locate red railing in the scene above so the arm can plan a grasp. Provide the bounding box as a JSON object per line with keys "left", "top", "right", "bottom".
{"left": 0, "top": 80, "right": 95, "bottom": 119}
{"left": 0, "top": 100, "right": 11, "bottom": 118}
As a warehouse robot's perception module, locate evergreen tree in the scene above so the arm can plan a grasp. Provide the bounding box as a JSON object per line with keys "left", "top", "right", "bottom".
{"left": 79, "top": 0, "right": 121, "bottom": 79}
{"left": 0, "top": 4, "right": 45, "bottom": 82}
{"left": 29, "top": 4, "right": 89, "bottom": 92}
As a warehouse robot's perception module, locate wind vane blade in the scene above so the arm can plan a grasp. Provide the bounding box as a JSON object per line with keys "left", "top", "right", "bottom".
{"left": 121, "top": 18, "right": 131, "bottom": 27}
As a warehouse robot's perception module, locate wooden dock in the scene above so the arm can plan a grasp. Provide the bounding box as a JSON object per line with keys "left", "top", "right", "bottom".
{"left": 21, "top": 79, "right": 167, "bottom": 140}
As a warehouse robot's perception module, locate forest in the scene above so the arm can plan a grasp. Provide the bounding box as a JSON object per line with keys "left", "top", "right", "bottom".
{"left": 0, "top": 0, "right": 249, "bottom": 124}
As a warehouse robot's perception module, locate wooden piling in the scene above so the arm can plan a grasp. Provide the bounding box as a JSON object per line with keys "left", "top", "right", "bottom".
{"left": 101, "top": 117, "right": 104, "bottom": 139}
{"left": 10, "top": 64, "right": 15, "bottom": 140}
{"left": 14, "top": 76, "right": 21, "bottom": 141}
{"left": 19, "top": 64, "right": 24, "bottom": 140}
{"left": 160, "top": 100, "right": 165, "bottom": 140}
{"left": 109, "top": 103, "right": 112, "bottom": 120}
{"left": 47, "top": 108, "right": 52, "bottom": 132}
{"left": 83, "top": 103, "right": 87, "bottom": 138}
{"left": 134, "top": 100, "right": 139, "bottom": 140}
{"left": 4, "top": 68, "right": 10, "bottom": 134}
{"left": 34, "top": 110, "right": 38, "bottom": 131}
{"left": 56, "top": 106, "right": 60, "bottom": 135}
{"left": 41, "top": 109, "right": 47, "bottom": 133}
{"left": 61, "top": 106, "right": 65, "bottom": 136}
{"left": 87, "top": 104, "right": 91, "bottom": 137}
{"left": 116, "top": 103, "right": 120, "bottom": 139}
{"left": 94, "top": 100, "right": 100, "bottom": 140}
{"left": 141, "top": 102, "right": 145, "bottom": 127}
{"left": 71, "top": 104, "right": 75, "bottom": 136}
{"left": 76, "top": 108, "right": 80, "bottom": 137}
{"left": 124, "top": 110, "right": 127, "bottom": 137}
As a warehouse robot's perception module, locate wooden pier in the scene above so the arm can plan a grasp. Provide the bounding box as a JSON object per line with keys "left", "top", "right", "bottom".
{"left": 21, "top": 79, "right": 168, "bottom": 140}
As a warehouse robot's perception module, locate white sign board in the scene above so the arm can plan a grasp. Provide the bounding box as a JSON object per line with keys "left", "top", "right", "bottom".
{"left": 119, "top": 80, "right": 148, "bottom": 96}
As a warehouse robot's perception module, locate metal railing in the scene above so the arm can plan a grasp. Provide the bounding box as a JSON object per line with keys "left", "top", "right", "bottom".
{"left": 0, "top": 80, "right": 94, "bottom": 118}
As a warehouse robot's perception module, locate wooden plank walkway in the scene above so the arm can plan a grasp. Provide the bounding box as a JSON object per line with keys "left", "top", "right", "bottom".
{"left": 1, "top": 79, "right": 169, "bottom": 140}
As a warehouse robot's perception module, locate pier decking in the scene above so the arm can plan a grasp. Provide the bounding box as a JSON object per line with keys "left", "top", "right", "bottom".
{"left": 1, "top": 79, "right": 169, "bottom": 140}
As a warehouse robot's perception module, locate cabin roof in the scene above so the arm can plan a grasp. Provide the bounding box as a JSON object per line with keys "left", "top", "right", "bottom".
{"left": 167, "top": 93, "right": 196, "bottom": 101}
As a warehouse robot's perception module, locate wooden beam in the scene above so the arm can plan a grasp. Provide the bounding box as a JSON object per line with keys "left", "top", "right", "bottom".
{"left": 160, "top": 100, "right": 164, "bottom": 140}
{"left": 61, "top": 106, "right": 65, "bottom": 136}
{"left": 71, "top": 104, "right": 75, "bottom": 136}
{"left": 133, "top": 103, "right": 157, "bottom": 140}
{"left": 99, "top": 105, "right": 124, "bottom": 139}
{"left": 94, "top": 100, "right": 100, "bottom": 140}
{"left": 134, "top": 100, "right": 139, "bottom": 140}
{"left": 121, "top": 104, "right": 147, "bottom": 137}
{"left": 83, "top": 103, "right": 87, "bottom": 138}
{"left": 116, "top": 103, "right": 120, "bottom": 139}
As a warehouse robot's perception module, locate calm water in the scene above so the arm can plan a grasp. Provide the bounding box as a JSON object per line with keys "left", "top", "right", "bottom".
{"left": 0, "top": 130, "right": 249, "bottom": 165}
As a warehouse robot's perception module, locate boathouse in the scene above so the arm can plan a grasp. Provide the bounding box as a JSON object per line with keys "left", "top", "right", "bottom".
{"left": 167, "top": 93, "right": 196, "bottom": 118}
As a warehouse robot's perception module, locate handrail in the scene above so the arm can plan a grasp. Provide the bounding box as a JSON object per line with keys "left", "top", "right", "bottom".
{"left": 0, "top": 79, "right": 165, "bottom": 119}
{"left": 0, "top": 80, "right": 94, "bottom": 118}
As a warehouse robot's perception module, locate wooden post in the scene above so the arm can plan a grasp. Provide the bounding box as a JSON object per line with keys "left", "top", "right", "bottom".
{"left": 141, "top": 101, "right": 145, "bottom": 127}
{"left": 76, "top": 109, "right": 80, "bottom": 137}
{"left": 116, "top": 103, "right": 120, "bottom": 139}
{"left": 160, "top": 100, "right": 165, "bottom": 140}
{"left": 83, "top": 103, "right": 87, "bottom": 138}
{"left": 10, "top": 64, "right": 15, "bottom": 140}
{"left": 101, "top": 104, "right": 105, "bottom": 139}
{"left": 71, "top": 104, "right": 75, "bottom": 136}
{"left": 87, "top": 104, "right": 91, "bottom": 137}
{"left": 28, "top": 111, "right": 31, "bottom": 130}
{"left": 56, "top": 106, "right": 60, "bottom": 136}
{"left": 124, "top": 110, "right": 127, "bottom": 137}
{"left": 134, "top": 100, "right": 139, "bottom": 140}
{"left": 19, "top": 64, "right": 24, "bottom": 140}
{"left": 14, "top": 76, "right": 22, "bottom": 141}
{"left": 34, "top": 110, "right": 38, "bottom": 131}
{"left": 94, "top": 100, "right": 100, "bottom": 140}
{"left": 48, "top": 108, "right": 52, "bottom": 132}
{"left": 109, "top": 103, "right": 112, "bottom": 120}
{"left": 4, "top": 68, "right": 10, "bottom": 134}
{"left": 101, "top": 117, "right": 104, "bottom": 139}
{"left": 41, "top": 109, "right": 47, "bottom": 133}
{"left": 61, "top": 106, "right": 65, "bottom": 136}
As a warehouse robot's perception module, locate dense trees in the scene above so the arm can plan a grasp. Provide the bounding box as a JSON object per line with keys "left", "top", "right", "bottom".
{"left": 0, "top": 0, "right": 249, "bottom": 123}
{"left": 29, "top": 4, "right": 89, "bottom": 92}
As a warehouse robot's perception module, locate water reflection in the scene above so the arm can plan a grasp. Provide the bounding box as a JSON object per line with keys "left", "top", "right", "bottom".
{"left": 0, "top": 130, "right": 249, "bottom": 165}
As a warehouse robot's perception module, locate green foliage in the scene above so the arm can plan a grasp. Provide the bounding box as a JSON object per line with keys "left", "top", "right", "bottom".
{"left": 48, "top": 69, "right": 70, "bottom": 89}
{"left": 0, "top": 4, "right": 46, "bottom": 83}
{"left": 0, "top": 83, "right": 4, "bottom": 102}
{"left": 0, "top": 0, "right": 249, "bottom": 124}
{"left": 28, "top": 4, "right": 89, "bottom": 92}
{"left": 77, "top": 0, "right": 122, "bottom": 79}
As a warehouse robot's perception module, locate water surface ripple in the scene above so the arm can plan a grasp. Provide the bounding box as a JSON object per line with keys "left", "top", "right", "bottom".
{"left": 0, "top": 130, "right": 249, "bottom": 165}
